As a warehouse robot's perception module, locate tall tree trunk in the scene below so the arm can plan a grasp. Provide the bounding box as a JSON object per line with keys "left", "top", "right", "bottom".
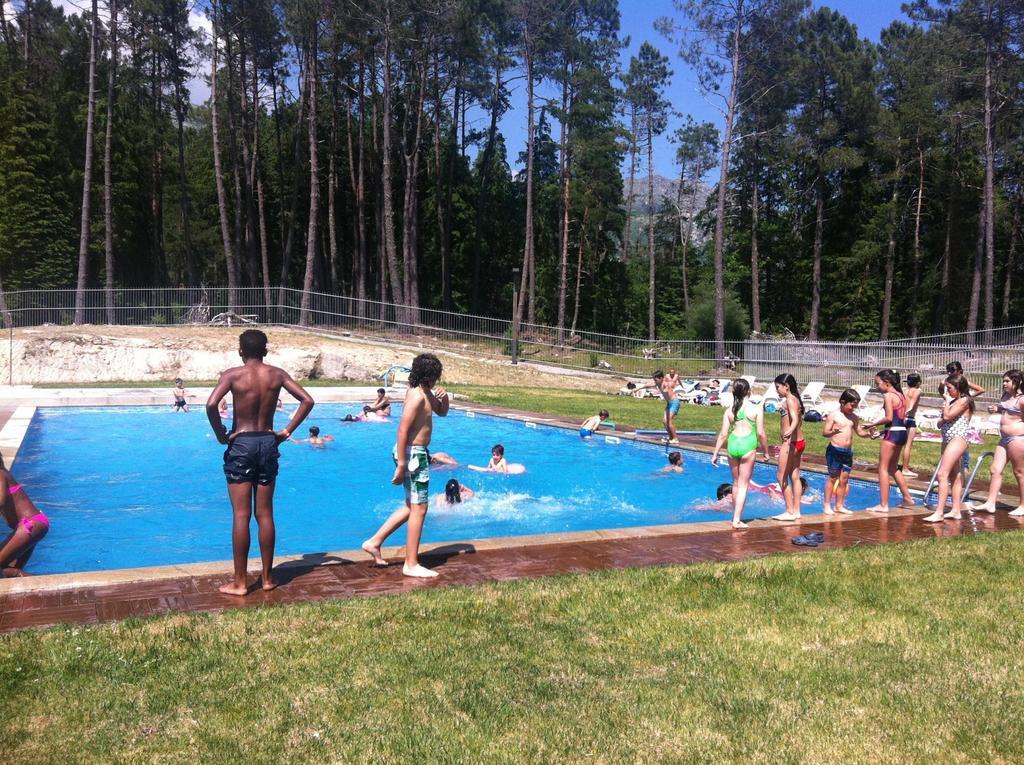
{"left": 570, "top": 206, "right": 588, "bottom": 337}
{"left": 441, "top": 76, "right": 459, "bottom": 312}
{"left": 151, "top": 50, "right": 166, "bottom": 284}
{"left": 73, "top": 0, "right": 99, "bottom": 324}
{"left": 680, "top": 160, "right": 701, "bottom": 313}
{"left": 251, "top": 63, "right": 271, "bottom": 309}
{"left": 1002, "top": 200, "right": 1019, "bottom": 325}
{"left": 932, "top": 192, "right": 954, "bottom": 333}
{"left": 515, "top": 45, "right": 536, "bottom": 329}
{"left": 909, "top": 143, "right": 925, "bottom": 336}
{"left": 401, "top": 67, "right": 427, "bottom": 317}
{"left": 379, "top": 10, "right": 404, "bottom": 308}
{"left": 276, "top": 53, "right": 307, "bottom": 307}
{"left": 299, "top": 34, "right": 319, "bottom": 325}
{"left": 966, "top": 211, "right": 983, "bottom": 335}
{"left": 210, "top": 2, "right": 238, "bottom": 309}
{"left": 470, "top": 63, "right": 501, "bottom": 312}
{"left": 982, "top": 41, "right": 995, "bottom": 342}
{"left": 344, "top": 65, "right": 368, "bottom": 309}
{"left": 711, "top": 17, "right": 742, "bottom": 357}
{"left": 808, "top": 173, "right": 824, "bottom": 340}
{"left": 647, "top": 124, "right": 656, "bottom": 343}
{"left": 556, "top": 71, "right": 571, "bottom": 343}
{"left": 0, "top": 0, "right": 13, "bottom": 66}
{"left": 750, "top": 162, "right": 760, "bottom": 333}
{"left": 327, "top": 76, "right": 339, "bottom": 294}
{"left": 880, "top": 157, "right": 902, "bottom": 340}
{"left": 102, "top": 0, "right": 117, "bottom": 322}
{"left": 624, "top": 105, "right": 638, "bottom": 263}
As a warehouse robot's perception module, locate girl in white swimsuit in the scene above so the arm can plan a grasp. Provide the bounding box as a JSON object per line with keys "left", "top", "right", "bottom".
{"left": 971, "top": 371, "right": 1024, "bottom": 513}
{"left": 924, "top": 374, "right": 975, "bottom": 523}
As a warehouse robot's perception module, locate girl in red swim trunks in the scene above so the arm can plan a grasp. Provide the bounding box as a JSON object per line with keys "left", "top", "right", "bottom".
{"left": 0, "top": 455, "right": 50, "bottom": 577}
{"left": 772, "top": 373, "right": 806, "bottom": 522}
{"left": 864, "top": 369, "right": 915, "bottom": 513}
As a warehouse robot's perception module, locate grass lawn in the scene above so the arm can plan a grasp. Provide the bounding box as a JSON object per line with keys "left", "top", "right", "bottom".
{"left": 449, "top": 384, "right": 1018, "bottom": 492}
{"left": 2, "top": 533, "right": 1024, "bottom": 763}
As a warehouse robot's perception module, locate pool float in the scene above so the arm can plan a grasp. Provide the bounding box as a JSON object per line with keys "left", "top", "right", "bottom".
{"left": 468, "top": 463, "right": 526, "bottom": 474}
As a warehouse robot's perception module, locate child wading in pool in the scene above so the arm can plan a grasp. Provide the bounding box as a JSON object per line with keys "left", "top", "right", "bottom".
{"left": 362, "top": 353, "right": 450, "bottom": 578}
{"left": 206, "top": 329, "right": 315, "bottom": 596}
{"left": 0, "top": 456, "right": 49, "bottom": 577}
{"left": 172, "top": 378, "right": 189, "bottom": 411}
{"left": 290, "top": 426, "right": 334, "bottom": 446}
{"left": 579, "top": 410, "right": 609, "bottom": 438}
{"left": 821, "top": 389, "right": 874, "bottom": 514}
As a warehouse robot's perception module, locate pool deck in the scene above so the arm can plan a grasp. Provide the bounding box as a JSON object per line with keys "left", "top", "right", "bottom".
{"left": 0, "top": 392, "right": 1021, "bottom": 634}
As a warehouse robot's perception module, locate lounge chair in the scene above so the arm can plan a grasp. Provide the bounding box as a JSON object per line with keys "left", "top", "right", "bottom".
{"left": 801, "top": 381, "right": 826, "bottom": 406}
{"left": 740, "top": 374, "right": 756, "bottom": 388}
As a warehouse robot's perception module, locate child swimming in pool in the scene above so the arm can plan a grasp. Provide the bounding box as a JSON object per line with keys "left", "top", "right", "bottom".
{"left": 367, "top": 388, "right": 392, "bottom": 417}
{"left": 434, "top": 478, "right": 474, "bottom": 508}
{"left": 429, "top": 452, "right": 459, "bottom": 467}
{"left": 660, "top": 451, "right": 684, "bottom": 474}
{"left": 579, "top": 410, "right": 609, "bottom": 438}
{"left": 290, "top": 426, "right": 334, "bottom": 446}
{"left": 0, "top": 456, "right": 49, "bottom": 577}
{"left": 469, "top": 444, "right": 526, "bottom": 474}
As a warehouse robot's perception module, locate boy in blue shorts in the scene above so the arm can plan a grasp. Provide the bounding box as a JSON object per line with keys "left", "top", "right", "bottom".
{"left": 638, "top": 369, "right": 682, "bottom": 445}
{"left": 821, "top": 389, "right": 874, "bottom": 514}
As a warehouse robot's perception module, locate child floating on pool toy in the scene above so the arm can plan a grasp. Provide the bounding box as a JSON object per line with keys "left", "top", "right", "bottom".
{"left": 367, "top": 388, "right": 392, "bottom": 417}
{"left": 435, "top": 478, "right": 474, "bottom": 508}
{"left": 469, "top": 444, "right": 526, "bottom": 474}
{"left": 362, "top": 353, "right": 450, "bottom": 578}
{"left": 172, "top": 378, "right": 189, "bottom": 412}
{"left": 0, "top": 456, "right": 49, "bottom": 577}
{"left": 579, "top": 410, "right": 609, "bottom": 438}
{"left": 660, "top": 451, "right": 684, "bottom": 474}
{"left": 290, "top": 426, "right": 334, "bottom": 446}
{"left": 206, "top": 329, "right": 315, "bottom": 596}
{"left": 822, "top": 389, "right": 874, "bottom": 515}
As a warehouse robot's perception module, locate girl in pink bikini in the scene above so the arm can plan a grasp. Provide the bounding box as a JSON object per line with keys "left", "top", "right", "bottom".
{"left": 0, "top": 456, "right": 49, "bottom": 576}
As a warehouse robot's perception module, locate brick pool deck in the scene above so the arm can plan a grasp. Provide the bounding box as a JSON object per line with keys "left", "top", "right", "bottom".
{"left": 1, "top": 398, "right": 1021, "bottom": 634}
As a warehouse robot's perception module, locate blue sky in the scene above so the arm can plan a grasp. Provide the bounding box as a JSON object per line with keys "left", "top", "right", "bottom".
{"left": 490, "top": 0, "right": 909, "bottom": 177}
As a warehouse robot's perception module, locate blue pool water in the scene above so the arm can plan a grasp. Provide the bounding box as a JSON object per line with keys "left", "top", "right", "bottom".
{"left": 13, "top": 405, "right": 900, "bottom": 574}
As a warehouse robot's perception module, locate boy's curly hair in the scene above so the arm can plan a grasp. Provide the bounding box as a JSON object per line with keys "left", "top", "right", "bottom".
{"left": 409, "top": 353, "right": 443, "bottom": 388}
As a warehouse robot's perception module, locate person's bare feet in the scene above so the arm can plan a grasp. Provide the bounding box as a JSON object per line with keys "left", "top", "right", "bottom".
{"left": 922, "top": 511, "right": 945, "bottom": 523}
{"left": 261, "top": 575, "right": 277, "bottom": 591}
{"left": 898, "top": 499, "right": 917, "bottom": 508}
{"left": 771, "top": 512, "right": 799, "bottom": 521}
{"left": 402, "top": 563, "right": 438, "bottom": 578}
{"left": 362, "top": 540, "right": 388, "bottom": 566}
{"left": 823, "top": 506, "right": 835, "bottom": 515}
{"left": 836, "top": 505, "right": 853, "bottom": 514}
{"left": 968, "top": 501, "right": 997, "bottom": 513}
{"left": 943, "top": 510, "right": 962, "bottom": 520}
{"left": 2, "top": 567, "right": 28, "bottom": 578}
{"left": 1009, "top": 506, "right": 1024, "bottom": 517}
{"left": 865, "top": 505, "right": 890, "bottom": 513}
{"left": 218, "top": 581, "right": 250, "bottom": 596}
{"left": 732, "top": 520, "right": 748, "bottom": 529}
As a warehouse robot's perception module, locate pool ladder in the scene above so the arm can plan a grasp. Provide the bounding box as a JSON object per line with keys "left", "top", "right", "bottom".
{"left": 921, "top": 450, "right": 995, "bottom": 509}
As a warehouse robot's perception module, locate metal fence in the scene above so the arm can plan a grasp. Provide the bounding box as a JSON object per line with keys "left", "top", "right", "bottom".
{"left": 1, "top": 286, "right": 1022, "bottom": 398}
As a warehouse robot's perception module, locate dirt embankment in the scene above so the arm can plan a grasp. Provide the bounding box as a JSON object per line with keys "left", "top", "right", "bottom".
{"left": 0, "top": 325, "right": 622, "bottom": 390}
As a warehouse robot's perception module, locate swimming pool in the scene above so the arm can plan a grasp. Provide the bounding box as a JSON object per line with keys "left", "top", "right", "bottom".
{"left": 13, "top": 405, "right": 902, "bottom": 574}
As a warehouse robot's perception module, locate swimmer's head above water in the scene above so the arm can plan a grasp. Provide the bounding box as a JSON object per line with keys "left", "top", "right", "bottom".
{"left": 444, "top": 478, "right": 462, "bottom": 504}
{"left": 716, "top": 483, "right": 733, "bottom": 501}
{"left": 667, "top": 451, "right": 682, "bottom": 466}
{"left": 309, "top": 426, "right": 320, "bottom": 437}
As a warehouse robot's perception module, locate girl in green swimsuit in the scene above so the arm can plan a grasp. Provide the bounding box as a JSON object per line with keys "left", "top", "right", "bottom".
{"left": 711, "top": 378, "right": 769, "bottom": 529}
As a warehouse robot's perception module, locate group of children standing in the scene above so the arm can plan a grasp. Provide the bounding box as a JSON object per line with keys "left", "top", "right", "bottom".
{"left": 709, "top": 364, "right": 1024, "bottom": 529}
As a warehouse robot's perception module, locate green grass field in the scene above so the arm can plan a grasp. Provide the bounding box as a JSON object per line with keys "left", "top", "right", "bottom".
{"left": 2, "top": 533, "right": 1023, "bottom": 763}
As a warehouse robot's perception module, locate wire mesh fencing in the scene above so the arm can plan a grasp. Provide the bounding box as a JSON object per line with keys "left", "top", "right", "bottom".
{"left": 0, "top": 286, "right": 1021, "bottom": 398}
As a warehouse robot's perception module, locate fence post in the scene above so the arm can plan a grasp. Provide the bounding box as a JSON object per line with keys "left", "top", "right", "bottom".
{"left": 511, "top": 268, "right": 520, "bottom": 365}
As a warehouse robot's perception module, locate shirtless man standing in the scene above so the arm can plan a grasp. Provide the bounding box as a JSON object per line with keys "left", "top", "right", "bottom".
{"left": 362, "top": 353, "right": 450, "bottom": 577}
{"left": 639, "top": 369, "right": 682, "bottom": 445}
{"left": 206, "top": 329, "right": 314, "bottom": 596}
